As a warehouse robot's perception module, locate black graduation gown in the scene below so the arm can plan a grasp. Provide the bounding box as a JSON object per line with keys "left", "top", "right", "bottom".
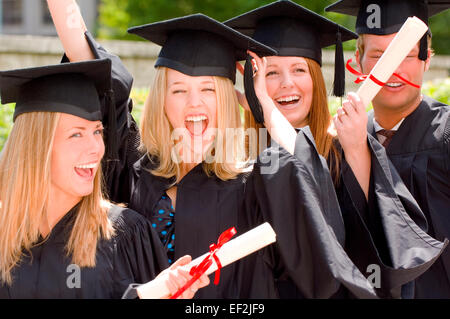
{"left": 81, "top": 32, "right": 446, "bottom": 299}
{"left": 333, "top": 134, "right": 447, "bottom": 298}
{"left": 77, "top": 32, "right": 380, "bottom": 298}
{"left": 0, "top": 204, "right": 168, "bottom": 299}
{"left": 128, "top": 128, "right": 383, "bottom": 299}
{"left": 368, "top": 96, "right": 450, "bottom": 298}
{"left": 263, "top": 131, "right": 447, "bottom": 299}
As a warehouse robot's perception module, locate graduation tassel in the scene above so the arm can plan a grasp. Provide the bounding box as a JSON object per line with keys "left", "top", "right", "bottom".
{"left": 419, "top": 3, "right": 429, "bottom": 61}
{"left": 105, "top": 89, "right": 119, "bottom": 162}
{"left": 244, "top": 54, "right": 265, "bottom": 124}
{"left": 332, "top": 29, "right": 345, "bottom": 97}
{"left": 419, "top": 33, "right": 428, "bottom": 61}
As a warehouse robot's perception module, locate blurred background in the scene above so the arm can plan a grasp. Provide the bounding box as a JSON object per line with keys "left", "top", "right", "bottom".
{"left": 1, "top": 0, "right": 448, "bottom": 52}
{"left": 0, "top": 0, "right": 449, "bottom": 149}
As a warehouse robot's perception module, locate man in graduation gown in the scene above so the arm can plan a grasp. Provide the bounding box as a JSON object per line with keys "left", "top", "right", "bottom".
{"left": 326, "top": 0, "right": 450, "bottom": 298}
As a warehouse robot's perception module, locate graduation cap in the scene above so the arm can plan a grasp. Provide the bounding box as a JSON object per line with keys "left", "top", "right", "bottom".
{"left": 0, "top": 59, "right": 119, "bottom": 161}
{"left": 325, "top": 0, "right": 450, "bottom": 60}
{"left": 224, "top": 0, "right": 358, "bottom": 123}
{"left": 127, "top": 13, "right": 277, "bottom": 84}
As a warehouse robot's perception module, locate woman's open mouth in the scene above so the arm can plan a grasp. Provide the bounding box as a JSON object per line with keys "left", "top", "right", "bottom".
{"left": 74, "top": 162, "right": 97, "bottom": 180}
{"left": 275, "top": 95, "right": 301, "bottom": 109}
{"left": 184, "top": 114, "right": 209, "bottom": 137}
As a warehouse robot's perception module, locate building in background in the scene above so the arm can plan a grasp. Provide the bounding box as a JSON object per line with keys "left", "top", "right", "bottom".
{"left": 0, "top": 0, "right": 97, "bottom": 35}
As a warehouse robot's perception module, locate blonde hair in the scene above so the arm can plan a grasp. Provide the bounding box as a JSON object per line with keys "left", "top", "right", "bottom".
{"left": 140, "top": 67, "right": 247, "bottom": 183}
{"left": 0, "top": 112, "right": 114, "bottom": 285}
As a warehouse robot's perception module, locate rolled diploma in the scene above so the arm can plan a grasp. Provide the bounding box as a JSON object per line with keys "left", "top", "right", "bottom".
{"left": 357, "top": 16, "right": 428, "bottom": 107}
{"left": 136, "top": 222, "right": 277, "bottom": 299}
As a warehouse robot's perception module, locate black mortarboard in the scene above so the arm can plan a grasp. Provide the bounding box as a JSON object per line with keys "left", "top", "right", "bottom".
{"left": 127, "top": 13, "right": 277, "bottom": 84}
{"left": 0, "top": 59, "right": 119, "bottom": 161}
{"left": 224, "top": 0, "right": 357, "bottom": 123}
{"left": 326, "top": 0, "right": 450, "bottom": 60}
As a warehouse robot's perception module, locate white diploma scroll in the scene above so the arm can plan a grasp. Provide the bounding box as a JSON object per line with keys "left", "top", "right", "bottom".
{"left": 356, "top": 16, "right": 428, "bottom": 107}
{"left": 136, "top": 222, "right": 277, "bottom": 299}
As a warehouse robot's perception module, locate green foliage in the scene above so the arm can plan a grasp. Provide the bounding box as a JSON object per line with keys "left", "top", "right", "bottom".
{"left": 130, "top": 87, "right": 147, "bottom": 127}
{"left": 1, "top": 79, "right": 449, "bottom": 151}
{"left": 0, "top": 103, "right": 14, "bottom": 151}
{"left": 422, "top": 78, "right": 450, "bottom": 105}
{"left": 96, "top": 0, "right": 449, "bottom": 55}
{"left": 429, "top": 11, "right": 450, "bottom": 56}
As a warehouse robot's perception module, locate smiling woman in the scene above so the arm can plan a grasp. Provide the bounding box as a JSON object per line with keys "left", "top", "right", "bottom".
{"left": 0, "top": 59, "right": 209, "bottom": 299}
{"left": 49, "top": 114, "right": 105, "bottom": 225}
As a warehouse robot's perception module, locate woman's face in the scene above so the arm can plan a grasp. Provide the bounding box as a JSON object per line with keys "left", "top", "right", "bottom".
{"left": 51, "top": 113, "right": 104, "bottom": 202}
{"left": 164, "top": 68, "right": 218, "bottom": 162}
{"left": 264, "top": 56, "right": 314, "bottom": 128}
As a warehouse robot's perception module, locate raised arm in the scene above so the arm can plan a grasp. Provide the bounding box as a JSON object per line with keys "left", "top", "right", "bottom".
{"left": 47, "top": 0, "right": 94, "bottom": 61}
{"left": 333, "top": 93, "right": 371, "bottom": 200}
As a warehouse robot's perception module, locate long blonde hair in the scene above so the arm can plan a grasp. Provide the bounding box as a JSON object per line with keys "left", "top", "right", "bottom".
{"left": 140, "top": 67, "right": 247, "bottom": 184}
{"left": 0, "top": 112, "right": 114, "bottom": 285}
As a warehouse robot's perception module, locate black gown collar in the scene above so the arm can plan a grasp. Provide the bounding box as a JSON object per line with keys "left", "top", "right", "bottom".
{"left": 36, "top": 202, "right": 81, "bottom": 245}
{"left": 367, "top": 95, "right": 440, "bottom": 154}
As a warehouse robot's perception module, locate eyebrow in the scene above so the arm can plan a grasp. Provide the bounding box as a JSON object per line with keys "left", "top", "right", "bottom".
{"left": 66, "top": 123, "right": 103, "bottom": 131}
{"left": 292, "top": 62, "right": 308, "bottom": 67}
{"left": 169, "top": 80, "right": 214, "bottom": 87}
{"left": 170, "top": 81, "right": 185, "bottom": 86}
{"left": 367, "top": 49, "right": 385, "bottom": 54}
{"left": 267, "top": 62, "right": 308, "bottom": 68}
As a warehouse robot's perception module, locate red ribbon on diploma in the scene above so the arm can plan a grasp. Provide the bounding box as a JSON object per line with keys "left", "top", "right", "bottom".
{"left": 169, "top": 227, "right": 237, "bottom": 299}
{"left": 346, "top": 58, "right": 420, "bottom": 88}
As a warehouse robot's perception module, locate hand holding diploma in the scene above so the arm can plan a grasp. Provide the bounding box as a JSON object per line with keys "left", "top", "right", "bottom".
{"left": 136, "top": 222, "right": 277, "bottom": 299}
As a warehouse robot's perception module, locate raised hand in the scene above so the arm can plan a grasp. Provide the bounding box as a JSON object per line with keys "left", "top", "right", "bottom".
{"left": 333, "top": 92, "right": 368, "bottom": 153}
{"left": 246, "top": 50, "right": 297, "bottom": 155}
{"left": 333, "top": 92, "right": 371, "bottom": 199}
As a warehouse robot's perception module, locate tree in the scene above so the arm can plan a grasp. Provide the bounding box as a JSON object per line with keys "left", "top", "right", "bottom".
{"left": 97, "top": 0, "right": 449, "bottom": 55}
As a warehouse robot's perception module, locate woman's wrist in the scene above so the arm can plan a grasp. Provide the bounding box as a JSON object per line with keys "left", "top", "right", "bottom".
{"left": 343, "top": 140, "right": 370, "bottom": 160}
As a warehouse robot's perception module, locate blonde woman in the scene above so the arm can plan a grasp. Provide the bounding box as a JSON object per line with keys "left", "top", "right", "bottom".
{"left": 0, "top": 60, "right": 209, "bottom": 299}
{"left": 226, "top": 0, "right": 448, "bottom": 298}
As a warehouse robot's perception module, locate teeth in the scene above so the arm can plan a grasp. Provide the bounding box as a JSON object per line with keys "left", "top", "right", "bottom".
{"left": 276, "top": 95, "right": 300, "bottom": 103}
{"left": 386, "top": 83, "right": 402, "bottom": 88}
{"left": 75, "top": 163, "right": 97, "bottom": 169}
{"left": 185, "top": 115, "right": 207, "bottom": 122}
